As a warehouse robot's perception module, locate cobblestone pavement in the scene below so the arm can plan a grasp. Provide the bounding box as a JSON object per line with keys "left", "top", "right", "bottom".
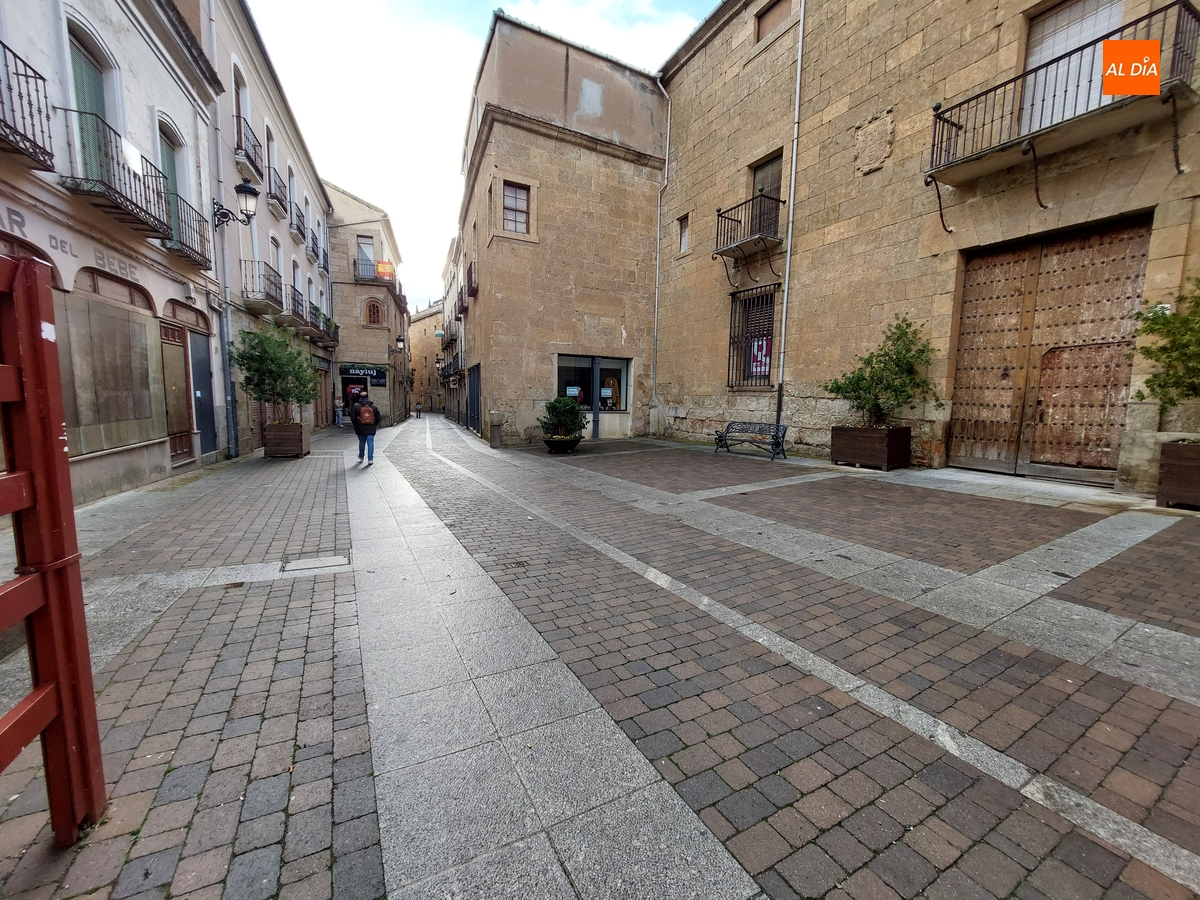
{"left": 0, "top": 418, "right": 1197, "bottom": 900}
{"left": 388, "top": 418, "right": 1199, "bottom": 900}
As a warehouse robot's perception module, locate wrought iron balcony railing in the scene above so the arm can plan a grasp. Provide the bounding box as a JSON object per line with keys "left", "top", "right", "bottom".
{"left": 289, "top": 202, "right": 305, "bottom": 238}
{"left": 266, "top": 167, "right": 287, "bottom": 216}
{"left": 0, "top": 42, "right": 52, "bottom": 170}
{"left": 439, "top": 352, "right": 462, "bottom": 381}
{"left": 241, "top": 260, "right": 283, "bottom": 314}
{"left": 162, "top": 193, "right": 211, "bottom": 268}
{"left": 929, "top": 1, "right": 1200, "bottom": 179}
{"left": 466, "top": 261, "right": 478, "bottom": 297}
{"left": 62, "top": 110, "right": 172, "bottom": 238}
{"left": 714, "top": 192, "right": 785, "bottom": 258}
{"left": 275, "top": 285, "right": 306, "bottom": 328}
{"left": 307, "top": 229, "right": 319, "bottom": 261}
{"left": 234, "top": 116, "right": 263, "bottom": 180}
{"left": 319, "top": 248, "right": 329, "bottom": 274}
{"left": 354, "top": 258, "right": 395, "bottom": 282}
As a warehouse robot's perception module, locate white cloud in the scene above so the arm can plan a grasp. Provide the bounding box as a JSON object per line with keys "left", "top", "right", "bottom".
{"left": 245, "top": 0, "right": 701, "bottom": 307}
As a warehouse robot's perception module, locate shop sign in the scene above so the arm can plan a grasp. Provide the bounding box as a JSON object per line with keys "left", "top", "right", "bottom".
{"left": 312, "top": 356, "right": 331, "bottom": 371}
{"left": 339, "top": 363, "right": 387, "bottom": 386}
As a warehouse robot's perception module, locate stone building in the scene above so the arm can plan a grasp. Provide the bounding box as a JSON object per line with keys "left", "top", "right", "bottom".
{"left": 410, "top": 301, "right": 445, "bottom": 413}
{"left": 196, "top": 0, "right": 336, "bottom": 451}
{"left": 654, "top": 0, "right": 1200, "bottom": 491}
{"left": 446, "top": 13, "right": 666, "bottom": 444}
{"left": 0, "top": 0, "right": 224, "bottom": 503}
{"left": 326, "top": 181, "right": 409, "bottom": 425}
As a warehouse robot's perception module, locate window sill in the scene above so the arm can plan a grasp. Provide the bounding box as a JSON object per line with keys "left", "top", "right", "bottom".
{"left": 728, "top": 384, "right": 775, "bottom": 392}
{"left": 743, "top": 9, "right": 802, "bottom": 69}
{"left": 492, "top": 229, "right": 539, "bottom": 245}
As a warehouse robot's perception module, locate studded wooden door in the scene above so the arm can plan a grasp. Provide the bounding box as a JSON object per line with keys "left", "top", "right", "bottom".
{"left": 949, "top": 217, "right": 1151, "bottom": 483}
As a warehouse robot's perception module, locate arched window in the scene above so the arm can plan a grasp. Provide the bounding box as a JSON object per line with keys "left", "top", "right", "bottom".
{"left": 366, "top": 301, "right": 382, "bottom": 326}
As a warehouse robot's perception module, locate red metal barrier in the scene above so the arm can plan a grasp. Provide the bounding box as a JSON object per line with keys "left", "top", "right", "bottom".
{"left": 0, "top": 253, "right": 104, "bottom": 846}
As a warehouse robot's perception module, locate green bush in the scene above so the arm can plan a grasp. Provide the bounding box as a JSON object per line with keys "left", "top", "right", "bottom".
{"left": 822, "top": 315, "right": 943, "bottom": 427}
{"left": 1134, "top": 281, "right": 1200, "bottom": 409}
{"left": 228, "top": 326, "right": 318, "bottom": 424}
{"left": 537, "top": 396, "right": 588, "bottom": 438}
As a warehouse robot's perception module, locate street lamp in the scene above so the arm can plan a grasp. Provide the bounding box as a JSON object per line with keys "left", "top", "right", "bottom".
{"left": 212, "top": 178, "right": 260, "bottom": 228}
{"left": 387, "top": 334, "right": 405, "bottom": 358}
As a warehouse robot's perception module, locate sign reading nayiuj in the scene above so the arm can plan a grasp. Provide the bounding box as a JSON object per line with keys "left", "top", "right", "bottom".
{"left": 1102, "top": 40, "right": 1161, "bottom": 96}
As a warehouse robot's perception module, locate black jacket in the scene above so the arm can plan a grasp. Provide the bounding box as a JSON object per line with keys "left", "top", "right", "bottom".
{"left": 351, "top": 400, "right": 380, "bottom": 436}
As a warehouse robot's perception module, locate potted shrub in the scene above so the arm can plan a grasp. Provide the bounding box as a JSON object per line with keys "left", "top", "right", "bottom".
{"left": 823, "top": 315, "right": 942, "bottom": 471}
{"left": 538, "top": 396, "right": 588, "bottom": 453}
{"left": 229, "top": 326, "right": 319, "bottom": 458}
{"left": 1134, "top": 285, "right": 1200, "bottom": 508}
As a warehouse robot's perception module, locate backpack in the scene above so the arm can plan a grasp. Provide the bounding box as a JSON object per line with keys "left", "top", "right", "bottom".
{"left": 358, "top": 404, "right": 375, "bottom": 426}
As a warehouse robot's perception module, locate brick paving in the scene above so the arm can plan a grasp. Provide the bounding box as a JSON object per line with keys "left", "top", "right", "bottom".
{"left": 1050, "top": 517, "right": 1200, "bottom": 637}
{"left": 709, "top": 477, "right": 1103, "bottom": 573}
{"left": 391, "top": 428, "right": 1200, "bottom": 900}
{"left": 0, "top": 573, "right": 384, "bottom": 900}
{"left": 557, "top": 447, "right": 807, "bottom": 493}
{"left": 81, "top": 455, "right": 349, "bottom": 580}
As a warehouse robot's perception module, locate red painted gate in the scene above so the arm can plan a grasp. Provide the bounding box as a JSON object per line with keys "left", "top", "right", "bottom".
{"left": 0, "top": 254, "right": 105, "bottom": 846}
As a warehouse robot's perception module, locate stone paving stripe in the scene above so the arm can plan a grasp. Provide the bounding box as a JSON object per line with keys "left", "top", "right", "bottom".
{"left": 428, "top": 446, "right": 1200, "bottom": 893}
{"left": 490, "top": 439, "right": 1200, "bottom": 705}
{"left": 675, "top": 471, "right": 844, "bottom": 501}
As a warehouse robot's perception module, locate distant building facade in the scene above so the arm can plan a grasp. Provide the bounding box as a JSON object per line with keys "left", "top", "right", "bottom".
{"left": 326, "top": 181, "right": 409, "bottom": 425}
{"left": 443, "top": 14, "right": 666, "bottom": 444}
{"left": 410, "top": 301, "right": 445, "bottom": 412}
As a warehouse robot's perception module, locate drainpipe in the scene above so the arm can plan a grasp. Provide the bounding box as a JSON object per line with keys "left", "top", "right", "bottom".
{"left": 652, "top": 76, "right": 671, "bottom": 434}
{"left": 209, "top": 0, "right": 238, "bottom": 457}
{"left": 776, "top": 0, "right": 808, "bottom": 426}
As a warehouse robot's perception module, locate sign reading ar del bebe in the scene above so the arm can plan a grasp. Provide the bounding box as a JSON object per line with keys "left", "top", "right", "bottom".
{"left": 1102, "top": 40, "right": 1161, "bottom": 96}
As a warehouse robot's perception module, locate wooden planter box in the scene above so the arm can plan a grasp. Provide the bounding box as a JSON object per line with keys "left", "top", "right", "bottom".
{"left": 830, "top": 425, "right": 911, "bottom": 471}
{"left": 1157, "top": 440, "right": 1200, "bottom": 509}
{"left": 264, "top": 423, "right": 311, "bottom": 458}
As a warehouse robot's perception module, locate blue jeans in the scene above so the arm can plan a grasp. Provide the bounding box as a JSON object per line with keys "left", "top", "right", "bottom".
{"left": 335, "top": 409, "right": 343, "bottom": 426}
{"left": 357, "top": 433, "right": 374, "bottom": 462}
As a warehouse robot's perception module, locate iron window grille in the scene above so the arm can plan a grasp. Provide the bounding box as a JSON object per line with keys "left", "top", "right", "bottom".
{"left": 728, "top": 283, "right": 779, "bottom": 389}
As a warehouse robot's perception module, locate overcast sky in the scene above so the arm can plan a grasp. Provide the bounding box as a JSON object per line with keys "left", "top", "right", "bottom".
{"left": 244, "top": 0, "right": 714, "bottom": 310}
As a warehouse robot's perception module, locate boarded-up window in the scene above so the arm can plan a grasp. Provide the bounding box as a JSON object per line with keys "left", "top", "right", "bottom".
{"left": 756, "top": 0, "right": 791, "bottom": 41}
{"left": 753, "top": 154, "right": 783, "bottom": 199}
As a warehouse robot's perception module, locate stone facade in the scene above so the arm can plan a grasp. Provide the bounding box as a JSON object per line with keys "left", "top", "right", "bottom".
{"left": 410, "top": 302, "right": 445, "bottom": 412}
{"left": 655, "top": 0, "right": 1200, "bottom": 491}
{"left": 446, "top": 14, "right": 666, "bottom": 445}
{"left": 326, "top": 181, "right": 409, "bottom": 426}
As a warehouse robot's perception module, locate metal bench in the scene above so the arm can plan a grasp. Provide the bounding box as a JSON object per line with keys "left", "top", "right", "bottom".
{"left": 714, "top": 421, "right": 788, "bottom": 461}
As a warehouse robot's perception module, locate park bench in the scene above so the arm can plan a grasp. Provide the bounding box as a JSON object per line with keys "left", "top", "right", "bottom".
{"left": 714, "top": 421, "right": 788, "bottom": 461}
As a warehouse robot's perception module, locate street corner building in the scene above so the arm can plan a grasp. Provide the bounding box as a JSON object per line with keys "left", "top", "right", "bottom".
{"left": 0, "top": 0, "right": 337, "bottom": 504}
{"left": 326, "top": 181, "right": 410, "bottom": 427}
{"left": 442, "top": 12, "right": 667, "bottom": 445}
{"left": 442, "top": 0, "right": 1200, "bottom": 493}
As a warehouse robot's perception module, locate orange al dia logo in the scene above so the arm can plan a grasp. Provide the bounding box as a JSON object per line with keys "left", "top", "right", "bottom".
{"left": 1102, "top": 39, "right": 1161, "bottom": 95}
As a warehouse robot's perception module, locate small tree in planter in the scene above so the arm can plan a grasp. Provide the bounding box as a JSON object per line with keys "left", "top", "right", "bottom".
{"left": 1133, "top": 284, "right": 1200, "bottom": 507}
{"left": 537, "top": 396, "right": 588, "bottom": 453}
{"left": 822, "top": 315, "right": 942, "bottom": 470}
{"left": 229, "top": 326, "right": 319, "bottom": 458}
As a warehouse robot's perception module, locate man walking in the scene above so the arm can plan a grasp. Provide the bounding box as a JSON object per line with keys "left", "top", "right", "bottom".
{"left": 352, "top": 390, "right": 380, "bottom": 465}
{"left": 415, "top": 401, "right": 422, "bottom": 419}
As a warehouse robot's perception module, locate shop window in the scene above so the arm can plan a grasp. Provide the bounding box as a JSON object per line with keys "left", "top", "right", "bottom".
{"left": 728, "top": 284, "right": 777, "bottom": 388}
{"left": 556, "top": 355, "right": 629, "bottom": 411}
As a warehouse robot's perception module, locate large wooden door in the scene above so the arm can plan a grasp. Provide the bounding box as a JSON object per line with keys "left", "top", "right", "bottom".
{"left": 949, "top": 218, "right": 1151, "bottom": 483}
{"left": 160, "top": 322, "right": 192, "bottom": 464}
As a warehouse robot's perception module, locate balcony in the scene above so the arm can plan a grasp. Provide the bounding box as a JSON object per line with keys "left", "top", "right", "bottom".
{"left": 289, "top": 203, "right": 305, "bottom": 241}
{"left": 241, "top": 260, "right": 283, "bottom": 316}
{"left": 466, "top": 261, "right": 478, "bottom": 297}
{"left": 439, "top": 351, "right": 462, "bottom": 381}
{"left": 266, "top": 167, "right": 287, "bottom": 219}
{"left": 307, "top": 229, "right": 319, "bottom": 262}
{"left": 714, "top": 192, "right": 785, "bottom": 259}
{"left": 234, "top": 116, "right": 263, "bottom": 182}
{"left": 61, "top": 110, "right": 172, "bottom": 238}
{"left": 354, "top": 258, "right": 396, "bottom": 283}
{"left": 441, "top": 327, "right": 458, "bottom": 351}
{"left": 298, "top": 302, "right": 323, "bottom": 339}
{"left": 928, "top": 1, "right": 1200, "bottom": 185}
{"left": 161, "top": 193, "right": 211, "bottom": 268}
{"left": 316, "top": 316, "right": 339, "bottom": 349}
{"left": 319, "top": 248, "right": 329, "bottom": 275}
{"left": 277, "top": 285, "right": 307, "bottom": 329}
{"left": 0, "top": 42, "right": 53, "bottom": 170}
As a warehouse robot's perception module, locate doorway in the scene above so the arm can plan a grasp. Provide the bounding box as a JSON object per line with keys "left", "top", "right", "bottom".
{"left": 948, "top": 217, "right": 1151, "bottom": 484}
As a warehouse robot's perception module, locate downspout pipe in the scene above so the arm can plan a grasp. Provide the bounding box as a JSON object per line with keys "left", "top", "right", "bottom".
{"left": 652, "top": 75, "right": 671, "bottom": 434}
{"left": 776, "top": 0, "right": 807, "bottom": 426}
{"left": 209, "top": 0, "right": 239, "bottom": 458}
